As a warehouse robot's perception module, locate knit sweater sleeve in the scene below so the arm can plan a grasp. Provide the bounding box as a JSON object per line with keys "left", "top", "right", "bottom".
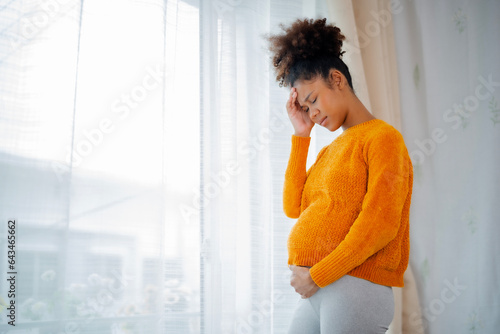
{"left": 282, "top": 135, "right": 312, "bottom": 218}
{"left": 309, "top": 129, "right": 412, "bottom": 288}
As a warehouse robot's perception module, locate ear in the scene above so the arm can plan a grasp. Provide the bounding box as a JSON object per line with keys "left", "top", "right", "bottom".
{"left": 328, "top": 69, "right": 344, "bottom": 89}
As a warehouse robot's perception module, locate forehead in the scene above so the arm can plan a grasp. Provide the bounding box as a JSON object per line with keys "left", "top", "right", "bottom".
{"left": 293, "top": 78, "right": 322, "bottom": 103}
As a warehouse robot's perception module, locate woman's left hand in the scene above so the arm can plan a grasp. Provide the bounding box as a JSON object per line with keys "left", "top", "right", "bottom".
{"left": 289, "top": 265, "right": 320, "bottom": 298}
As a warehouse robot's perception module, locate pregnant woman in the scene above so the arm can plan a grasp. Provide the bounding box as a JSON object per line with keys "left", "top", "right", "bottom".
{"left": 267, "top": 18, "right": 413, "bottom": 333}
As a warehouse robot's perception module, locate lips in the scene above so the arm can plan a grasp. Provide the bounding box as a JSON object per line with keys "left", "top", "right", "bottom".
{"left": 319, "top": 117, "right": 327, "bottom": 126}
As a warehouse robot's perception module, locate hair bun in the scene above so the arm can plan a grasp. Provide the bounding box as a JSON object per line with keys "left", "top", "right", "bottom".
{"left": 267, "top": 18, "right": 347, "bottom": 86}
{"left": 287, "top": 18, "right": 345, "bottom": 60}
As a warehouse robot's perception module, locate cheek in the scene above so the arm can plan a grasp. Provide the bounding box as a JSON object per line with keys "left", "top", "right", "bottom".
{"left": 329, "top": 98, "right": 346, "bottom": 115}
{"left": 319, "top": 99, "right": 338, "bottom": 116}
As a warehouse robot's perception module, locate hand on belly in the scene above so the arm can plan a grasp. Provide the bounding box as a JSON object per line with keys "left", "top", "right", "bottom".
{"left": 289, "top": 265, "right": 319, "bottom": 299}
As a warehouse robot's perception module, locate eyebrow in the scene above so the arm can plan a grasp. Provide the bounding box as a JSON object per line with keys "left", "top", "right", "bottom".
{"left": 302, "top": 91, "right": 314, "bottom": 104}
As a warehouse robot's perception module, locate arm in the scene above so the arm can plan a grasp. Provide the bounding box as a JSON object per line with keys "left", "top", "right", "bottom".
{"left": 282, "top": 87, "right": 317, "bottom": 218}
{"left": 283, "top": 135, "right": 329, "bottom": 218}
{"left": 282, "top": 135, "right": 311, "bottom": 218}
{"left": 309, "top": 129, "right": 412, "bottom": 287}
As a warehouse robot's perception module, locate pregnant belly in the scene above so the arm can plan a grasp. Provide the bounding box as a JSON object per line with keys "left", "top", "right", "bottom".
{"left": 287, "top": 209, "right": 354, "bottom": 253}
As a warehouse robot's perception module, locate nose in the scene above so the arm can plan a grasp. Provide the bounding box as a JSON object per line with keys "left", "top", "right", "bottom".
{"left": 309, "top": 108, "right": 319, "bottom": 121}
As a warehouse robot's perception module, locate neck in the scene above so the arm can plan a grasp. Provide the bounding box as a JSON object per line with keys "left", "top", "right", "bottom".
{"left": 341, "top": 92, "right": 376, "bottom": 131}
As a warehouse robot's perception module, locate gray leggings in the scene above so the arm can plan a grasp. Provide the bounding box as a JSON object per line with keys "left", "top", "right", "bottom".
{"left": 287, "top": 275, "right": 394, "bottom": 334}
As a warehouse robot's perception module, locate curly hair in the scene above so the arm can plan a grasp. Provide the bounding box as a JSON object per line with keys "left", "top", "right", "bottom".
{"left": 267, "top": 18, "right": 353, "bottom": 91}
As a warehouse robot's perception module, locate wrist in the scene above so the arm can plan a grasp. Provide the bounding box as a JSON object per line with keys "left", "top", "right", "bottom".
{"left": 293, "top": 131, "right": 311, "bottom": 138}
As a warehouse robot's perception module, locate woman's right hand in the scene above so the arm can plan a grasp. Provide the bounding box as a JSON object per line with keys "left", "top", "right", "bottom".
{"left": 286, "top": 87, "right": 315, "bottom": 137}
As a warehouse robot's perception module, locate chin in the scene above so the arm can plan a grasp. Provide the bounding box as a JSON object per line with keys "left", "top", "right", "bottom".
{"left": 327, "top": 123, "right": 341, "bottom": 132}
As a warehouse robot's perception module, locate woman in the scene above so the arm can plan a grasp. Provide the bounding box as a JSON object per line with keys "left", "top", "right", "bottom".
{"left": 267, "top": 18, "right": 413, "bottom": 333}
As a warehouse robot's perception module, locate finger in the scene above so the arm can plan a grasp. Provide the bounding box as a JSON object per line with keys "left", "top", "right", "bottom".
{"left": 286, "top": 98, "right": 291, "bottom": 108}
{"left": 293, "top": 98, "right": 302, "bottom": 110}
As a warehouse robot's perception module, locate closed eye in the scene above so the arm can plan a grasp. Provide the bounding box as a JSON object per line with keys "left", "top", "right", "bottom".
{"left": 301, "top": 97, "right": 316, "bottom": 112}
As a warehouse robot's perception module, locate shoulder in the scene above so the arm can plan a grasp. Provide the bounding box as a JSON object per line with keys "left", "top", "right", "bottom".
{"left": 361, "top": 120, "right": 410, "bottom": 162}
{"left": 363, "top": 120, "right": 406, "bottom": 147}
{"left": 369, "top": 119, "right": 402, "bottom": 138}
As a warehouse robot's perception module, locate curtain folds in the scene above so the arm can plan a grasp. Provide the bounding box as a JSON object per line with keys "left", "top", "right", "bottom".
{"left": 0, "top": 0, "right": 185, "bottom": 332}
{"left": 351, "top": 0, "right": 402, "bottom": 131}
{"left": 199, "top": 1, "right": 333, "bottom": 332}
{"left": 326, "top": 1, "right": 424, "bottom": 332}
{"left": 392, "top": 1, "right": 500, "bottom": 333}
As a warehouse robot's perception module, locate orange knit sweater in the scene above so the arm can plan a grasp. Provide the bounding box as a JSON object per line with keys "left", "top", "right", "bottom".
{"left": 283, "top": 119, "right": 413, "bottom": 288}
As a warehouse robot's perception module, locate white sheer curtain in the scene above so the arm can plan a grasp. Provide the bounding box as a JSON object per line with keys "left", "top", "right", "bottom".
{"left": 0, "top": 0, "right": 196, "bottom": 332}
{"left": 199, "top": 1, "right": 335, "bottom": 333}
{"left": 0, "top": 0, "right": 336, "bottom": 333}
{"left": 392, "top": 1, "right": 500, "bottom": 333}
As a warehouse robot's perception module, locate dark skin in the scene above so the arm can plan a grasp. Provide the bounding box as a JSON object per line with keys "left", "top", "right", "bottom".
{"left": 285, "top": 69, "right": 376, "bottom": 298}
{"left": 286, "top": 68, "right": 376, "bottom": 137}
{"left": 289, "top": 265, "right": 319, "bottom": 299}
